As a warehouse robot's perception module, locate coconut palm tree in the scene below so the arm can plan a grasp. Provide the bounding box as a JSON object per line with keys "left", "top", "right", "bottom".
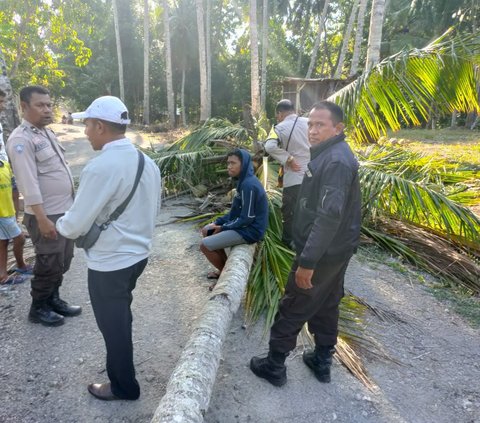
{"left": 334, "top": 0, "right": 360, "bottom": 78}
{"left": 350, "top": 0, "right": 369, "bottom": 76}
{"left": 331, "top": 29, "right": 480, "bottom": 143}
{"left": 143, "top": 0, "right": 150, "bottom": 125}
{"left": 260, "top": 0, "right": 269, "bottom": 113}
{"left": 112, "top": 0, "right": 125, "bottom": 101}
{"left": 305, "top": 0, "right": 330, "bottom": 78}
{"left": 163, "top": 0, "right": 176, "bottom": 127}
{"left": 250, "top": 0, "right": 261, "bottom": 117}
{"left": 0, "top": 46, "right": 19, "bottom": 138}
{"left": 196, "top": 0, "right": 209, "bottom": 122}
{"left": 365, "top": 0, "right": 386, "bottom": 71}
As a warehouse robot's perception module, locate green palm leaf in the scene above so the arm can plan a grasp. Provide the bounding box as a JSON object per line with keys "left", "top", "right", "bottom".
{"left": 329, "top": 30, "right": 480, "bottom": 143}
{"left": 360, "top": 164, "right": 480, "bottom": 249}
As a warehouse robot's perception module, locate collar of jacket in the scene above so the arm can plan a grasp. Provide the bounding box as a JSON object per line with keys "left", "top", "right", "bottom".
{"left": 310, "top": 133, "right": 346, "bottom": 160}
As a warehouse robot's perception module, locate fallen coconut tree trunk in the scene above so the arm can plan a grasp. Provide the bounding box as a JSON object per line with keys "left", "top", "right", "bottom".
{"left": 151, "top": 244, "right": 256, "bottom": 423}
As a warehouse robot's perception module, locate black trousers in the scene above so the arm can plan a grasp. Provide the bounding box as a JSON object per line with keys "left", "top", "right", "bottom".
{"left": 269, "top": 256, "right": 351, "bottom": 353}
{"left": 23, "top": 213, "right": 74, "bottom": 301}
{"left": 88, "top": 258, "right": 148, "bottom": 400}
{"left": 281, "top": 185, "right": 301, "bottom": 246}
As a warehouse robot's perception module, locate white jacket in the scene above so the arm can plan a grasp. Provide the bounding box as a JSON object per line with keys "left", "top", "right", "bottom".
{"left": 264, "top": 114, "right": 310, "bottom": 188}
{"left": 57, "top": 139, "right": 161, "bottom": 271}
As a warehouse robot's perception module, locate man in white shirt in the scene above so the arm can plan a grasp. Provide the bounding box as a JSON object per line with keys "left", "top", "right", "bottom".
{"left": 264, "top": 99, "right": 310, "bottom": 248}
{"left": 56, "top": 96, "right": 161, "bottom": 401}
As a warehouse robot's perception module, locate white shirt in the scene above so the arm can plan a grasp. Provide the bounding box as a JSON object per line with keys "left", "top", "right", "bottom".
{"left": 264, "top": 114, "right": 310, "bottom": 188}
{"left": 56, "top": 138, "right": 162, "bottom": 271}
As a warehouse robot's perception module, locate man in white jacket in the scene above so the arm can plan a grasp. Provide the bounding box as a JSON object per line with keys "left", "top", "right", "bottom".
{"left": 264, "top": 99, "right": 310, "bottom": 248}
{"left": 56, "top": 96, "right": 161, "bottom": 401}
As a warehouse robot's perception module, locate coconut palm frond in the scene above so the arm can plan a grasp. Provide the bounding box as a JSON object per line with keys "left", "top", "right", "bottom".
{"left": 168, "top": 119, "right": 250, "bottom": 151}
{"left": 336, "top": 338, "right": 379, "bottom": 391}
{"left": 360, "top": 165, "right": 480, "bottom": 248}
{"left": 358, "top": 144, "right": 479, "bottom": 186}
{"left": 330, "top": 30, "right": 480, "bottom": 143}
{"left": 377, "top": 219, "right": 480, "bottom": 292}
{"left": 245, "top": 231, "right": 294, "bottom": 328}
{"left": 359, "top": 144, "right": 480, "bottom": 202}
{"left": 361, "top": 226, "right": 426, "bottom": 267}
{"left": 362, "top": 221, "right": 480, "bottom": 293}
{"left": 146, "top": 147, "right": 226, "bottom": 194}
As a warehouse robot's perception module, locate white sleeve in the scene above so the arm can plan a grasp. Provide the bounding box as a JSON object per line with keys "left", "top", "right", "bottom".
{"left": 56, "top": 163, "right": 118, "bottom": 239}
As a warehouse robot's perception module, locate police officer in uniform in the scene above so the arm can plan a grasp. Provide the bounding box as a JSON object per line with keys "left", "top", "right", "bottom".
{"left": 7, "top": 86, "right": 81, "bottom": 326}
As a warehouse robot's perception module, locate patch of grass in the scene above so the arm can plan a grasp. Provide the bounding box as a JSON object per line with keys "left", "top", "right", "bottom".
{"left": 429, "top": 284, "right": 480, "bottom": 328}
{"left": 389, "top": 128, "right": 480, "bottom": 166}
{"left": 357, "top": 245, "right": 421, "bottom": 280}
{"left": 388, "top": 128, "right": 480, "bottom": 214}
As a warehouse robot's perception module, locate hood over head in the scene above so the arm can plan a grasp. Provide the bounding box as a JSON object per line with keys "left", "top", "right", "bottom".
{"left": 234, "top": 148, "right": 254, "bottom": 183}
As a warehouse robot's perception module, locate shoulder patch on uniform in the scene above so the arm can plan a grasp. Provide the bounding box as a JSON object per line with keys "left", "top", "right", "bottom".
{"left": 14, "top": 144, "right": 24, "bottom": 154}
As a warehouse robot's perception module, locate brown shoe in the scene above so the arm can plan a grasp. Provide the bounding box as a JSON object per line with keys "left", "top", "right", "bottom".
{"left": 87, "top": 382, "right": 120, "bottom": 401}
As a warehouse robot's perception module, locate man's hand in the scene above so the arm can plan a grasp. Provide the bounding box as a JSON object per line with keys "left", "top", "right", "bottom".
{"left": 286, "top": 157, "right": 301, "bottom": 172}
{"left": 295, "top": 266, "right": 314, "bottom": 289}
{"left": 201, "top": 224, "right": 222, "bottom": 237}
{"left": 38, "top": 217, "right": 57, "bottom": 239}
{"left": 31, "top": 204, "right": 57, "bottom": 239}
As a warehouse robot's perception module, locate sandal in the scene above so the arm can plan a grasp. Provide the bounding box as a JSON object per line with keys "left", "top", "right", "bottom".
{"left": 14, "top": 264, "right": 34, "bottom": 275}
{"left": 2, "top": 274, "right": 28, "bottom": 285}
{"left": 206, "top": 271, "right": 220, "bottom": 280}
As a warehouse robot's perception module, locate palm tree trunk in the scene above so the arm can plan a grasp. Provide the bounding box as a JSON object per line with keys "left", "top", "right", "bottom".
{"left": 181, "top": 63, "right": 187, "bottom": 126}
{"left": 196, "top": 0, "right": 209, "bottom": 122}
{"left": 450, "top": 111, "right": 457, "bottom": 129}
{"left": 334, "top": 0, "right": 360, "bottom": 78}
{"left": 250, "top": 0, "right": 260, "bottom": 117}
{"left": 143, "top": 0, "right": 150, "bottom": 125}
{"left": 151, "top": 244, "right": 256, "bottom": 423}
{"left": 0, "top": 46, "right": 19, "bottom": 139}
{"left": 349, "top": 0, "right": 369, "bottom": 76}
{"left": 112, "top": 0, "right": 125, "bottom": 101}
{"left": 305, "top": 0, "right": 330, "bottom": 79}
{"left": 206, "top": 0, "right": 212, "bottom": 118}
{"left": 163, "top": 0, "right": 176, "bottom": 127}
{"left": 260, "top": 0, "right": 268, "bottom": 113}
{"left": 365, "top": 0, "right": 386, "bottom": 71}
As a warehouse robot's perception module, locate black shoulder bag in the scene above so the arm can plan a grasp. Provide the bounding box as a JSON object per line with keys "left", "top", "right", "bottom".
{"left": 75, "top": 150, "right": 145, "bottom": 250}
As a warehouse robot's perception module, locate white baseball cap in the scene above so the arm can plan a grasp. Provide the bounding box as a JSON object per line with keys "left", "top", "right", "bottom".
{"left": 72, "top": 96, "right": 131, "bottom": 124}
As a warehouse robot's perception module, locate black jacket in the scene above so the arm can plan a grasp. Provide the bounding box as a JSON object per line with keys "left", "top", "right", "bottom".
{"left": 293, "top": 133, "right": 361, "bottom": 268}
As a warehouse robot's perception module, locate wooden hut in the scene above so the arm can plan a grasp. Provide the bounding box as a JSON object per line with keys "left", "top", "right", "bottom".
{"left": 279, "top": 77, "right": 353, "bottom": 114}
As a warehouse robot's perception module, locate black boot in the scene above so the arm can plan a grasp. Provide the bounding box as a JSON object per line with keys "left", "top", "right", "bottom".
{"left": 250, "top": 351, "right": 288, "bottom": 387}
{"left": 303, "top": 345, "right": 335, "bottom": 383}
{"left": 29, "top": 300, "right": 65, "bottom": 326}
{"left": 48, "top": 289, "right": 82, "bottom": 317}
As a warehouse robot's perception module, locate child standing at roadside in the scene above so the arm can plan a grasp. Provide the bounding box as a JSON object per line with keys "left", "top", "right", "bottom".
{"left": 0, "top": 159, "right": 32, "bottom": 285}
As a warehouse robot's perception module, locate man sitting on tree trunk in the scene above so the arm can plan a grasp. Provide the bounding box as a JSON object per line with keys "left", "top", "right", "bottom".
{"left": 200, "top": 149, "right": 268, "bottom": 290}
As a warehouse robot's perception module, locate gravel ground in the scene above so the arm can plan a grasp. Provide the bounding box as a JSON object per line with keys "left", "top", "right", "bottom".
{"left": 1, "top": 206, "right": 479, "bottom": 423}
{"left": 207, "top": 256, "right": 480, "bottom": 423}
{"left": 1, "top": 127, "right": 479, "bottom": 422}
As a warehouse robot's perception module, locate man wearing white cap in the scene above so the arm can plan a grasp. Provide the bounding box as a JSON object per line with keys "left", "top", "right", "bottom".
{"left": 56, "top": 96, "right": 161, "bottom": 401}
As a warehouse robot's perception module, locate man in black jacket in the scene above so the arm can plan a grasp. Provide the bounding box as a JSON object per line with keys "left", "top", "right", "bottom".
{"left": 250, "top": 101, "right": 361, "bottom": 386}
